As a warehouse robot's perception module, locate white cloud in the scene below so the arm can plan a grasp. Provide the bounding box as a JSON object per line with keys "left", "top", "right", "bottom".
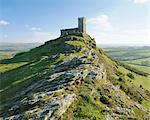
{"left": 87, "top": 14, "right": 149, "bottom": 45}
{"left": 24, "top": 24, "right": 29, "bottom": 28}
{"left": 89, "top": 28, "right": 150, "bottom": 45}
{"left": 30, "top": 27, "right": 41, "bottom": 31}
{"left": 87, "top": 15, "right": 112, "bottom": 31}
{"left": 3, "top": 34, "right": 8, "bottom": 38}
{"left": 33, "top": 31, "right": 56, "bottom": 43}
{"left": 24, "top": 24, "right": 56, "bottom": 42}
{"left": 0, "top": 20, "right": 10, "bottom": 26}
{"left": 24, "top": 24, "right": 41, "bottom": 31}
{"left": 133, "top": 0, "right": 150, "bottom": 4}
{"left": 0, "top": 34, "right": 8, "bottom": 42}
{"left": 34, "top": 31, "right": 51, "bottom": 36}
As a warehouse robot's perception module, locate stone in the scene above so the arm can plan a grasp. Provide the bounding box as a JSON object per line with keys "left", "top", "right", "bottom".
{"left": 106, "top": 113, "right": 114, "bottom": 120}
{"left": 87, "top": 71, "right": 97, "bottom": 80}
{"left": 9, "top": 105, "right": 19, "bottom": 112}
{"left": 5, "top": 114, "right": 23, "bottom": 120}
{"left": 115, "top": 107, "right": 134, "bottom": 116}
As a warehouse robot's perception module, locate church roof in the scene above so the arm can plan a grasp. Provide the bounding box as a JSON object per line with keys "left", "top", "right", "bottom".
{"left": 61, "top": 27, "right": 79, "bottom": 31}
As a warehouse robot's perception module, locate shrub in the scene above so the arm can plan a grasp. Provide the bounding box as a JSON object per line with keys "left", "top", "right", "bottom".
{"left": 99, "top": 95, "right": 110, "bottom": 105}
{"left": 118, "top": 77, "right": 123, "bottom": 81}
{"left": 140, "top": 85, "right": 143, "bottom": 88}
{"left": 116, "top": 70, "right": 123, "bottom": 76}
{"left": 127, "top": 73, "right": 134, "bottom": 79}
{"left": 118, "top": 75, "right": 125, "bottom": 82}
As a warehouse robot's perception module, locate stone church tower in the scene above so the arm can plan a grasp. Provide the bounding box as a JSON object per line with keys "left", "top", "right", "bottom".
{"left": 78, "top": 17, "right": 86, "bottom": 33}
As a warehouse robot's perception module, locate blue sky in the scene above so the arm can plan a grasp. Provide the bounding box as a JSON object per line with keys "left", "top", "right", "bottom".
{"left": 0, "top": 0, "right": 150, "bottom": 45}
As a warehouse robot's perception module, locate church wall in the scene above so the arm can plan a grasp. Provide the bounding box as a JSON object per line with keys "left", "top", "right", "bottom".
{"left": 61, "top": 28, "right": 81, "bottom": 36}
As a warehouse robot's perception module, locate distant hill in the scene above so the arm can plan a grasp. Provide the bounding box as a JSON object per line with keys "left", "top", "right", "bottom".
{"left": 0, "top": 42, "right": 42, "bottom": 60}
{"left": 101, "top": 45, "right": 150, "bottom": 73}
{"left": 0, "top": 42, "right": 42, "bottom": 52}
{"left": 0, "top": 34, "right": 150, "bottom": 119}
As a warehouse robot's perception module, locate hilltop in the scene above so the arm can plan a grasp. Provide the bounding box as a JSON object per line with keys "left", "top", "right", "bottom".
{"left": 0, "top": 34, "right": 150, "bottom": 119}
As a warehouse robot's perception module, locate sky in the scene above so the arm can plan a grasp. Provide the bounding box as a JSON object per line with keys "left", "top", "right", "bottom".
{"left": 0, "top": 0, "right": 150, "bottom": 45}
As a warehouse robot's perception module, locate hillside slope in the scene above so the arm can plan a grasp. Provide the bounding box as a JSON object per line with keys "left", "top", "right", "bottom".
{"left": 0, "top": 34, "right": 150, "bottom": 120}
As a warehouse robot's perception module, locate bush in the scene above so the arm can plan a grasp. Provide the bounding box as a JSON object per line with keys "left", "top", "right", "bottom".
{"left": 127, "top": 73, "right": 134, "bottom": 79}
{"left": 99, "top": 95, "right": 110, "bottom": 105}
{"left": 140, "top": 85, "right": 143, "bottom": 88}
{"left": 118, "top": 77, "right": 123, "bottom": 81}
{"left": 116, "top": 70, "right": 123, "bottom": 76}
{"left": 118, "top": 75, "right": 125, "bottom": 82}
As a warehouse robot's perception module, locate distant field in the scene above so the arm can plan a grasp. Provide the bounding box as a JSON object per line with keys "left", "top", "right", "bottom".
{"left": 102, "top": 46, "right": 150, "bottom": 61}
{"left": 127, "top": 64, "right": 150, "bottom": 74}
{"left": 124, "top": 58, "right": 150, "bottom": 68}
{"left": 0, "top": 52, "right": 15, "bottom": 60}
{"left": 0, "top": 43, "right": 41, "bottom": 60}
{"left": 101, "top": 46, "right": 150, "bottom": 72}
{"left": 99, "top": 45, "right": 150, "bottom": 90}
{"left": 124, "top": 57, "right": 150, "bottom": 63}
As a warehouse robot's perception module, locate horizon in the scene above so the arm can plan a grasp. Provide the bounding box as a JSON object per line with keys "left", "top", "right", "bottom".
{"left": 0, "top": 41, "right": 150, "bottom": 47}
{"left": 0, "top": 0, "right": 150, "bottom": 45}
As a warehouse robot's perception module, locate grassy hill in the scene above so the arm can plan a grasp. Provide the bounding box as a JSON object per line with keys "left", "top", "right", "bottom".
{"left": 0, "top": 35, "right": 150, "bottom": 119}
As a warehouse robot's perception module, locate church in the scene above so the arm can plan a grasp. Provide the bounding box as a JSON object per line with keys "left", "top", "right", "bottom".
{"left": 60, "top": 17, "right": 86, "bottom": 36}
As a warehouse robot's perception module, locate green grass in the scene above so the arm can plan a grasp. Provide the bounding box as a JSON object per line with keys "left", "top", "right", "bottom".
{"left": 0, "top": 56, "right": 12, "bottom": 60}
{"left": 118, "top": 66, "right": 150, "bottom": 90}
{"left": 142, "top": 100, "right": 150, "bottom": 111}
{"left": 0, "top": 74, "right": 40, "bottom": 104}
{"left": 65, "top": 41, "right": 85, "bottom": 47}
{"left": 63, "top": 79, "right": 106, "bottom": 120}
{"left": 73, "top": 96, "right": 105, "bottom": 120}
{"left": 138, "top": 50, "right": 150, "bottom": 56}
{"left": 0, "top": 62, "right": 28, "bottom": 73}
{"left": 103, "top": 46, "right": 150, "bottom": 62}
{"left": 0, "top": 35, "right": 88, "bottom": 104}
{"left": 127, "top": 63, "right": 150, "bottom": 74}
{"left": 123, "top": 58, "right": 150, "bottom": 70}
{"left": 102, "top": 46, "right": 150, "bottom": 90}
{"left": 132, "top": 75, "right": 150, "bottom": 91}
{"left": 124, "top": 57, "right": 150, "bottom": 64}
{"left": 106, "top": 51, "right": 127, "bottom": 57}
{"left": 0, "top": 54, "right": 64, "bottom": 103}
